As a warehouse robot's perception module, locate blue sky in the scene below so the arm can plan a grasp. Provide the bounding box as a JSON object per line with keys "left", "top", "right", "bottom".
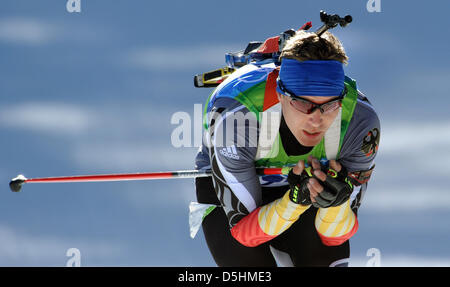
{"left": 0, "top": 0, "right": 449, "bottom": 266}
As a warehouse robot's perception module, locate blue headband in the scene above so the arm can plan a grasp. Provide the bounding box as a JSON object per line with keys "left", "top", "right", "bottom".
{"left": 277, "top": 59, "right": 345, "bottom": 97}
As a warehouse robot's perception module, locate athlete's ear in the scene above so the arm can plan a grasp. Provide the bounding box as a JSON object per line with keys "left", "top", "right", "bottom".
{"left": 276, "top": 92, "right": 283, "bottom": 101}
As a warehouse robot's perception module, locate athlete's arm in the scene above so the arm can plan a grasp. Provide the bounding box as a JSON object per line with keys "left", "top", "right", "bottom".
{"left": 310, "top": 159, "right": 360, "bottom": 246}
{"left": 230, "top": 163, "right": 311, "bottom": 247}
{"left": 314, "top": 95, "right": 381, "bottom": 246}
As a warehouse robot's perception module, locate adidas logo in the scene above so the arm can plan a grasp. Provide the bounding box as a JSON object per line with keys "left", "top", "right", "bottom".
{"left": 219, "top": 146, "right": 240, "bottom": 160}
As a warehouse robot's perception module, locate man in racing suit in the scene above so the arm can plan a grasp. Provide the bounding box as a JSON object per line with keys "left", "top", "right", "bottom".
{"left": 194, "top": 30, "right": 380, "bottom": 267}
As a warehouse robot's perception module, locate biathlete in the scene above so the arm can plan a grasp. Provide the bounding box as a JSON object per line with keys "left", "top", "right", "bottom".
{"left": 194, "top": 27, "right": 380, "bottom": 267}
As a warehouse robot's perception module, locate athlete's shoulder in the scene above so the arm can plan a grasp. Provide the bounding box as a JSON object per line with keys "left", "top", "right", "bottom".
{"left": 339, "top": 89, "right": 380, "bottom": 172}
{"left": 353, "top": 90, "right": 380, "bottom": 132}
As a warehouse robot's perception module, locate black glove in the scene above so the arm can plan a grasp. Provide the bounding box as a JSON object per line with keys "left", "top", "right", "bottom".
{"left": 311, "top": 165, "right": 353, "bottom": 208}
{"left": 287, "top": 168, "right": 312, "bottom": 206}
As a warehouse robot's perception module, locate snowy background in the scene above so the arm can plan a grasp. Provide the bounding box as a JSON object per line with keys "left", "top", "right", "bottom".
{"left": 1, "top": 0, "right": 449, "bottom": 266}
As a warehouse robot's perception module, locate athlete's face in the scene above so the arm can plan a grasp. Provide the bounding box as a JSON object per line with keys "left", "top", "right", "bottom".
{"left": 277, "top": 93, "right": 341, "bottom": 147}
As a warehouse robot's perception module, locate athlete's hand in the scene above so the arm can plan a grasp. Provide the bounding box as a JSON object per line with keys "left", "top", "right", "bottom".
{"left": 287, "top": 161, "right": 312, "bottom": 206}
{"left": 307, "top": 156, "right": 353, "bottom": 208}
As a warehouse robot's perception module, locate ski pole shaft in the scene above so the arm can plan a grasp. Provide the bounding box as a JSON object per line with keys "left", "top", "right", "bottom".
{"left": 9, "top": 167, "right": 292, "bottom": 192}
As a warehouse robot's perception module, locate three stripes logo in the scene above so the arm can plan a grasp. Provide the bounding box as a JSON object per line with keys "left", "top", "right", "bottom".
{"left": 219, "top": 145, "right": 240, "bottom": 160}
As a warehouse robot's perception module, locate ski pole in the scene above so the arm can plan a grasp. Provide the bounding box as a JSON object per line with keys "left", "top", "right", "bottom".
{"left": 9, "top": 167, "right": 292, "bottom": 192}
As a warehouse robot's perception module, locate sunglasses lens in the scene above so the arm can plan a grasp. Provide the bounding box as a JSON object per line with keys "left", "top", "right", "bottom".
{"left": 290, "top": 99, "right": 314, "bottom": 113}
{"left": 290, "top": 98, "right": 342, "bottom": 114}
{"left": 321, "top": 101, "right": 341, "bottom": 114}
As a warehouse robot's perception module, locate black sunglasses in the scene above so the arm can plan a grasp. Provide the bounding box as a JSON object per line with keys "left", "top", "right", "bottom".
{"left": 277, "top": 78, "right": 346, "bottom": 114}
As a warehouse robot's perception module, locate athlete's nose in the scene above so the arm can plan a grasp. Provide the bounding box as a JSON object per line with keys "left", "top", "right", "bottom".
{"left": 308, "top": 109, "right": 323, "bottom": 127}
